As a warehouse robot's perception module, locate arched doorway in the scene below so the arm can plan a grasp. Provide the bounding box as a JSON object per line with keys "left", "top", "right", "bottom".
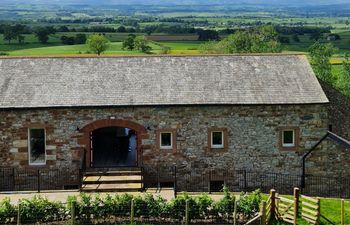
{"left": 91, "top": 126, "right": 137, "bottom": 167}
{"left": 78, "top": 119, "right": 147, "bottom": 168}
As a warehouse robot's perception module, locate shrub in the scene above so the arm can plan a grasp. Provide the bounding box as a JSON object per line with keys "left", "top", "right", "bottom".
{"left": 196, "top": 193, "right": 214, "bottom": 219}
{"left": 19, "top": 196, "right": 66, "bottom": 223}
{"left": 0, "top": 198, "right": 16, "bottom": 224}
{"left": 237, "top": 189, "right": 262, "bottom": 218}
{"left": 213, "top": 185, "right": 235, "bottom": 217}
{"left": 136, "top": 194, "right": 167, "bottom": 217}
{"left": 0, "top": 52, "right": 9, "bottom": 56}
{"left": 166, "top": 193, "right": 199, "bottom": 220}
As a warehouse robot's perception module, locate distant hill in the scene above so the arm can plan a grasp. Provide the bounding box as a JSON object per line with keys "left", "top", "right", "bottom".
{"left": 2, "top": 0, "right": 350, "bottom": 6}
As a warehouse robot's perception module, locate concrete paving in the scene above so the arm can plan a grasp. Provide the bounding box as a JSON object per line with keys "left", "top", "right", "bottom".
{"left": 0, "top": 189, "right": 227, "bottom": 204}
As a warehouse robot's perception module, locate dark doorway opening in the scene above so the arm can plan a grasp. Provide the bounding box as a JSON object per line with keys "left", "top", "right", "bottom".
{"left": 91, "top": 126, "right": 137, "bottom": 168}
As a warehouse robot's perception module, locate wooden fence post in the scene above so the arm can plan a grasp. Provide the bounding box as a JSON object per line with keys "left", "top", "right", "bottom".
{"left": 293, "top": 188, "right": 300, "bottom": 225}
{"left": 341, "top": 199, "right": 345, "bottom": 225}
{"left": 316, "top": 197, "right": 321, "bottom": 225}
{"left": 130, "top": 198, "right": 135, "bottom": 225}
{"left": 270, "top": 189, "right": 276, "bottom": 220}
{"left": 71, "top": 200, "right": 76, "bottom": 225}
{"left": 185, "top": 199, "right": 189, "bottom": 225}
{"left": 233, "top": 199, "right": 237, "bottom": 225}
{"left": 17, "top": 200, "right": 21, "bottom": 225}
{"left": 260, "top": 200, "right": 267, "bottom": 225}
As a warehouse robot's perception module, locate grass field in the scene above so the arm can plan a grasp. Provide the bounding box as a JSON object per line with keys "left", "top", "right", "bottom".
{"left": 1, "top": 30, "right": 350, "bottom": 56}
{"left": 1, "top": 40, "right": 204, "bottom": 56}
{"left": 262, "top": 194, "right": 350, "bottom": 225}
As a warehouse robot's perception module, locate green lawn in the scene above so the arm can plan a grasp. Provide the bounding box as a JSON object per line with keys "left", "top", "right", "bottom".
{"left": 263, "top": 194, "right": 350, "bottom": 225}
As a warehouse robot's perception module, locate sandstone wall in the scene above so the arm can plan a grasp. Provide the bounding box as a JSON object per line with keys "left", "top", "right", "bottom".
{"left": 0, "top": 104, "right": 328, "bottom": 178}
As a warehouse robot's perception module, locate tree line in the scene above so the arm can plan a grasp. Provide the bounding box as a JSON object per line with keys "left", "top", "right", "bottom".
{"left": 309, "top": 42, "right": 350, "bottom": 97}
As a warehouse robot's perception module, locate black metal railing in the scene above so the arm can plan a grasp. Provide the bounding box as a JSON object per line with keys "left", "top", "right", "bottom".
{"left": 141, "top": 166, "right": 350, "bottom": 198}
{"left": 0, "top": 167, "right": 81, "bottom": 192}
{"left": 1, "top": 165, "right": 350, "bottom": 198}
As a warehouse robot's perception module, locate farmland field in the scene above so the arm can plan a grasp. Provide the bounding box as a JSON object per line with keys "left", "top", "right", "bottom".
{"left": 2, "top": 40, "right": 205, "bottom": 56}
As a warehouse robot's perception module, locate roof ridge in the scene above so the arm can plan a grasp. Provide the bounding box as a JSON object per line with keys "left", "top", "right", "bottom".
{"left": 0, "top": 53, "right": 306, "bottom": 60}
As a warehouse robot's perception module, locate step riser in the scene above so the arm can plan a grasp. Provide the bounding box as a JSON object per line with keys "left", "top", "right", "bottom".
{"left": 84, "top": 172, "right": 141, "bottom": 176}
{"left": 83, "top": 189, "right": 141, "bottom": 192}
{"left": 83, "top": 180, "right": 142, "bottom": 184}
{"left": 85, "top": 167, "right": 141, "bottom": 172}
{"left": 82, "top": 169, "right": 143, "bottom": 192}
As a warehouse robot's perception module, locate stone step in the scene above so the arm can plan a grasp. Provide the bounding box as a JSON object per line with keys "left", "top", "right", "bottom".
{"left": 83, "top": 175, "right": 142, "bottom": 184}
{"left": 81, "top": 183, "right": 142, "bottom": 192}
{"left": 85, "top": 167, "right": 141, "bottom": 172}
{"left": 84, "top": 170, "right": 141, "bottom": 176}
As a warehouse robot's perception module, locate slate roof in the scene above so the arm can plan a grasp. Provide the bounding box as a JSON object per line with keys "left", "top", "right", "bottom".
{"left": 0, "top": 55, "right": 328, "bottom": 108}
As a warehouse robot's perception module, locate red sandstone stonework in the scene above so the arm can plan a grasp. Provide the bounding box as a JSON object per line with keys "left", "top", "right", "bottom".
{"left": 77, "top": 119, "right": 148, "bottom": 168}
{"left": 1, "top": 104, "right": 348, "bottom": 191}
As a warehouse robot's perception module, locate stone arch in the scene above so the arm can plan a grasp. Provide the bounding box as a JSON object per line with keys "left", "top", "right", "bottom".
{"left": 77, "top": 119, "right": 148, "bottom": 168}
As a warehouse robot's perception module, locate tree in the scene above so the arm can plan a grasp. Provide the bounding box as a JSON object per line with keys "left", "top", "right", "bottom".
{"left": 74, "top": 33, "right": 87, "bottom": 44}
{"left": 3, "top": 25, "right": 16, "bottom": 44}
{"left": 13, "top": 24, "right": 26, "bottom": 44}
{"left": 309, "top": 42, "right": 335, "bottom": 84}
{"left": 205, "top": 26, "right": 281, "bottom": 54}
{"left": 278, "top": 36, "right": 290, "bottom": 44}
{"left": 134, "top": 36, "right": 152, "bottom": 53}
{"left": 61, "top": 36, "right": 75, "bottom": 45}
{"left": 122, "top": 34, "right": 136, "bottom": 51}
{"left": 309, "top": 32, "right": 322, "bottom": 41}
{"left": 339, "top": 54, "right": 350, "bottom": 96}
{"left": 34, "top": 27, "right": 56, "bottom": 44}
{"left": 292, "top": 34, "right": 300, "bottom": 42}
{"left": 86, "top": 34, "right": 109, "bottom": 55}
{"left": 197, "top": 29, "right": 220, "bottom": 41}
{"left": 117, "top": 26, "right": 126, "bottom": 33}
{"left": 58, "top": 26, "right": 69, "bottom": 32}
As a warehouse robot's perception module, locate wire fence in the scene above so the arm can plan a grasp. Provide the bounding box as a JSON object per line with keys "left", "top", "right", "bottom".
{"left": 1, "top": 166, "right": 350, "bottom": 198}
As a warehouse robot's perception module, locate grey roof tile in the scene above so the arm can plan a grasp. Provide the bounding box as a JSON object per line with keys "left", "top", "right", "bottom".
{"left": 0, "top": 55, "right": 329, "bottom": 108}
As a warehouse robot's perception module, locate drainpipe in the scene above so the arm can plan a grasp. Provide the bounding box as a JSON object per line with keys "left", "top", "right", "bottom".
{"left": 301, "top": 132, "right": 329, "bottom": 189}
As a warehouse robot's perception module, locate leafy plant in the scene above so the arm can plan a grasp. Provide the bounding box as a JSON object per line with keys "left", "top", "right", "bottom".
{"left": 196, "top": 193, "right": 214, "bottom": 219}
{"left": 237, "top": 189, "right": 262, "bottom": 218}
{"left": 213, "top": 185, "right": 236, "bottom": 217}
{"left": 0, "top": 198, "right": 16, "bottom": 224}
{"left": 19, "top": 196, "right": 66, "bottom": 223}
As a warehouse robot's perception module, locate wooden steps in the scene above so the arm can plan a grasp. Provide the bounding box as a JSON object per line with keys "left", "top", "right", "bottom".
{"left": 81, "top": 168, "right": 142, "bottom": 192}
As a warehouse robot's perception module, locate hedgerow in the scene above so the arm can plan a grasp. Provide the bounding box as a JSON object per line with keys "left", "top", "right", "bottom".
{"left": 0, "top": 187, "right": 262, "bottom": 224}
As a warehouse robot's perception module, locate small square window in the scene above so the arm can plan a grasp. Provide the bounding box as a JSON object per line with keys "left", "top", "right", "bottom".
{"left": 282, "top": 130, "right": 295, "bottom": 147}
{"left": 28, "top": 128, "right": 46, "bottom": 165}
{"left": 211, "top": 131, "right": 224, "bottom": 148}
{"left": 160, "top": 132, "right": 172, "bottom": 149}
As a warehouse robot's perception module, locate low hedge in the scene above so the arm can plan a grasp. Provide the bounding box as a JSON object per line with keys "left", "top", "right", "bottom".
{"left": 0, "top": 187, "right": 262, "bottom": 224}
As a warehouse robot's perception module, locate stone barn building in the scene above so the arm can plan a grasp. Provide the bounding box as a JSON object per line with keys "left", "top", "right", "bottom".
{"left": 0, "top": 55, "right": 349, "bottom": 194}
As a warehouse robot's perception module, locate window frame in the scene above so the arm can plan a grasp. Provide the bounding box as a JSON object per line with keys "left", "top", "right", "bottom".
{"left": 282, "top": 129, "right": 295, "bottom": 147}
{"left": 160, "top": 132, "right": 173, "bottom": 150}
{"left": 156, "top": 129, "right": 176, "bottom": 152}
{"left": 211, "top": 131, "right": 224, "bottom": 149}
{"left": 207, "top": 127, "right": 228, "bottom": 153}
{"left": 278, "top": 127, "right": 300, "bottom": 151}
{"left": 28, "top": 128, "right": 47, "bottom": 166}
